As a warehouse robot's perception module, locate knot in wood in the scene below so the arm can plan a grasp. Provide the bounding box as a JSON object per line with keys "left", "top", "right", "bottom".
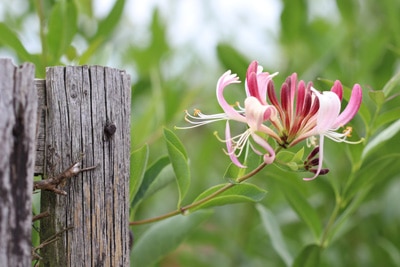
{"left": 104, "top": 122, "right": 117, "bottom": 138}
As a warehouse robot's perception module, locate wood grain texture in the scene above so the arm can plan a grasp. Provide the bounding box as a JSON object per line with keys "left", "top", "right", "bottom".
{"left": 0, "top": 58, "right": 36, "bottom": 266}
{"left": 34, "top": 79, "right": 46, "bottom": 174}
{"left": 40, "top": 65, "right": 131, "bottom": 266}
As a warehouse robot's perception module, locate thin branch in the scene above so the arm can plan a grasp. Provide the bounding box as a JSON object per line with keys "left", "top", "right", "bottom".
{"left": 130, "top": 162, "right": 267, "bottom": 226}
{"left": 33, "top": 161, "right": 97, "bottom": 195}
{"left": 32, "top": 226, "right": 74, "bottom": 264}
{"left": 32, "top": 211, "right": 50, "bottom": 222}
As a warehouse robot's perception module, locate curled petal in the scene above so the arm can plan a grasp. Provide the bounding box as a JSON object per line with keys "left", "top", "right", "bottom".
{"left": 333, "top": 84, "right": 362, "bottom": 128}
{"left": 313, "top": 89, "right": 341, "bottom": 133}
{"left": 224, "top": 121, "right": 246, "bottom": 168}
{"left": 216, "top": 71, "right": 244, "bottom": 122}
{"left": 245, "top": 97, "right": 282, "bottom": 141}
{"left": 250, "top": 133, "right": 275, "bottom": 164}
{"left": 244, "top": 97, "right": 271, "bottom": 131}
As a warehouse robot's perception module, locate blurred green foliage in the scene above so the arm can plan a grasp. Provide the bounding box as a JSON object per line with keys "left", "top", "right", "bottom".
{"left": 2, "top": 0, "right": 400, "bottom": 266}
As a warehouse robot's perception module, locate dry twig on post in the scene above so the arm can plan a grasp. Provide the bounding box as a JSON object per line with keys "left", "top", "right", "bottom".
{"left": 33, "top": 162, "right": 97, "bottom": 195}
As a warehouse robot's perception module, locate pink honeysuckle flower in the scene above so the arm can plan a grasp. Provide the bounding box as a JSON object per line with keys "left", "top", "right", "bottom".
{"left": 178, "top": 60, "right": 363, "bottom": 179}
{"left": 177, "top": 68, "right": 277, "bottom": 167}
{"left": 301, "top": 82, "right": 363, "bottom": 180}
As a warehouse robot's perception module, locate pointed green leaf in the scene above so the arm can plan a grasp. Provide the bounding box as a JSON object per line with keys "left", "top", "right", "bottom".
{"left": 0, "top": 23, "right": 32, "bottom": 62}
{"left": 382, "top": 71, "right": 400, "bottom": 97}
{"left": 131, "top": 210, "right": 212, "bottom": 267}
{"left": 91, "top": 0, "right": 125, "bottom": 42}
{"left": 373, "top": 107, "right": 400, "bottom": 131}
{"left": 282, "top": 186, "right": 322, "bottom": 239}
{"left": 293, "top": 147, "right": 305, "bottom": 162}
{"left": 257, "top": 204, "right": 293, "bottom": 267}
{"left": 163, "top": 128, "right": 190, "bottom": 207}
{"left": 130, "top": 156, "right": 170, "bottom": 210}
{"left": 189, "top": 183, "right": 267, "bottom": 213}
{"left": 280, "top": 0, "right": 307, "bottom": 42}
{"left": 336, "top": 0, "right": 357, "bottom": 22}
{"left": 46, "top": 1, "right": 77, "bottom": 63}
{"left": 163, "top": 128, "right": 188, "bottom": 159}
{"left": 275, "top": 150, "right": 303, "bottom": 172}
{"left": 292, "top": 244, "right": 321, "bottom": 267}
{"left": 362, "top": 119, "right": 400, "bottom": 159}
{"left": 368, "top": 90, "right": 386, "bottom": 106}
{"left": 345, "top": 154, "right": 400, "bottom": 201}
{"left": 130, "top": 144, "right": 149, "bottom": 205}
{"left": 217, "top": 43, "right": 249, "bottom": 79}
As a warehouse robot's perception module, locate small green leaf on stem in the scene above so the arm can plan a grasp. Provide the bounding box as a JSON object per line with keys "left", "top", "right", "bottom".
{"left": 163, "top": 128, "right": 190, "bottom": 207}
{"left": 189, "top": 183, "right": 267, "bottom": 213}
{"left": 368, "top": 90, "right": 386, "bottom": 106}
{"left": 130, "top": 144, "right": 149, "bottom": 207}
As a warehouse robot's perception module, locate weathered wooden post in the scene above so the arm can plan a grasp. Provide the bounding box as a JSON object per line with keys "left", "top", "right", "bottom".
{"left": 38, "top": 65, "right": 131, "bottom": 266}
{"left": 0, "top": 59, "right": 37, "bottom": 266}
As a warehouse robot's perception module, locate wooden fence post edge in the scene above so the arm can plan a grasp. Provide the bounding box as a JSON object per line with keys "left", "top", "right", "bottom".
{"left": 0, "top": 58, "right": 37, "bottom": 266}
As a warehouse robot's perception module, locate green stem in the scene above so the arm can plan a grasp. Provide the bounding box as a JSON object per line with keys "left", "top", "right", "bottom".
{"left": 319, "top": 196, "right": 341, "bottom": 247}
{"left": 130, "top": 162, "right": 267, "bottom": 226}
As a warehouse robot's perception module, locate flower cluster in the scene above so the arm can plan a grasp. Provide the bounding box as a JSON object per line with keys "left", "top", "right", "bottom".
{"left": 178, "top": 61, "right": 362, "bottom": 180}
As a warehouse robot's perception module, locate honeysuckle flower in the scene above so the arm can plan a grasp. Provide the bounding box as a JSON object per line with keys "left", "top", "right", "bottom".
{"left": 179, "top": 60, "right": 363, "bottom": 180}
{"left": 256, "top": 64, "right": 362, "bottom": 180}
{"left": 178, "top": 68, "right": 278, "bottom": 167}
{"left": 301, "top": 82, "right": 363, "bottom": 180}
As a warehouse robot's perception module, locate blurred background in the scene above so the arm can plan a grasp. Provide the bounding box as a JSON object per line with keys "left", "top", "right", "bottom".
{"left": 1, "top": 0, "right": 400, "bottom": 266}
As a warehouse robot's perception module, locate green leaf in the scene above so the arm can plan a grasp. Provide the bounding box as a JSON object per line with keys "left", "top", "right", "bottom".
{"left": 275, "top": 150, "right": 303, "bottom": 172}
{"left": 189, "top": 183, "right": 267, "bottom": 213}
{"left": 292, "top": 147, "right": 305, "bottom": 162}
{"left": 344, "top": 153, "right": 400, "bottom": 202}
{"left": 130, "top": 156, "right": 170, "bottom": 211}
{"left": 280, "top": 0, "right": 307, "bottom": 42}
{"left": 74, "top": 0, "right": 93, "bottom": 17}
{"left": 368, "top": 90, "right": 386, "bottom": 106}
{"left": 284, "top": 188, "right": 322, "bottom": 239}
{"left": 336, "top": 0, "right": 357, "bottom": 22}
{"left": 382, "top": 71, "right": 400, "bottom": 97}
{"left": 92, "top": 0, "right": 125, "bottom": 42}
{"left": 373, "top": 107, "right": 400, "bottom": 131}
{"left": 163, "top": 128, "right": 190, "bottom": 207}
{"left": 292, "top": 244, "right": 321, "bottom": 267}
{"left": 257, "top": 204, "right": 293, "bottom": 267}
{"left": 272, "top": 177, "right": 322, "bottom": 240}
{"left": 0, "top": 23, "right": 32, "bottom": 62}
{"left": 163, "top": 128, "right": 188, "bottom": 159}
{"left": 46, "top": 1, "right": 78, "bottom": 63}
{"left": 130, "top": 144, "right": 149, "bottom": 206}
{"left": 216, "top": 43, "right": 249, "bottom": 80}
{"left": 362, "top": 119, "right": 400, "bottom": 159}
{"left": 131, "top": 210, "right": 212, "bottom": 267}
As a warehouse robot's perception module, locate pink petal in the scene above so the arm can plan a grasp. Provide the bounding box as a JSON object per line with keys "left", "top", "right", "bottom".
{"left": 225, "top": 121, "right": 246, "bottom": 168}
{"left": 314, "top": 90, "right": 341, "bottom": 133}
{"left": 331, "top": 80, "right": 343, "bottom": 101}
{"left": 333, "top": 84, "right": 362, "bottom": 128}
{"left": 216, "top": 71, "right": 244, "bottom": 122}
{"left": 303, "top": 135, "right": 325, "bottom": 181}
{"left": 245, "top": 61, "right": 259, "bottom": 97}
{"left": 250, "top": 133, "right": 275, "bottom": 164}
